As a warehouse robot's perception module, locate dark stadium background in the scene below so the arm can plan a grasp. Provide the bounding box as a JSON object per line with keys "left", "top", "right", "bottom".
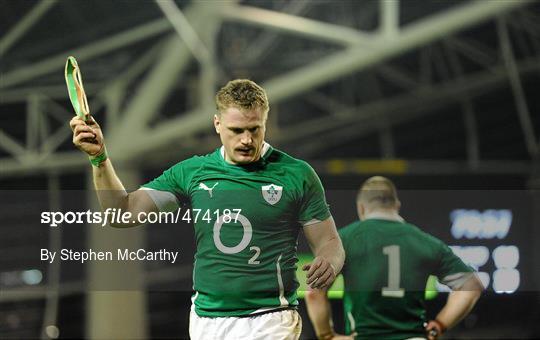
{"left": 1, "top": 0, "right": 539, "bottom": 339}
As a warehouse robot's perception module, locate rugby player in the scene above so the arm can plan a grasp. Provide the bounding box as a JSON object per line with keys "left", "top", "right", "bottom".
{"left": 70, "top": 79, "right": 345, "bottom": 339}
{"left": 305, "top": 176, "right": 483, "bottom": 340}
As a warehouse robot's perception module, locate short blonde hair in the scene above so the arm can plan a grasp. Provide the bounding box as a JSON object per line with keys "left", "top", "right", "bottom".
{"left": 215, "top": 79, "right": 269, "bottom": 115}
{"left": 357, "top": 176, "right": 399, "bottom": 209}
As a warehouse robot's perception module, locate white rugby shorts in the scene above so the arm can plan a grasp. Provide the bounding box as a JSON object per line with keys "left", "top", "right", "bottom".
{"left": 189, "top": 308, "right": 302, "bottom": 340}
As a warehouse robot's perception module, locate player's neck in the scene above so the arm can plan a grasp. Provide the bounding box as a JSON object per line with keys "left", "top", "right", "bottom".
{"left": 363, "top": 210, "right": 404, "bottom": 222}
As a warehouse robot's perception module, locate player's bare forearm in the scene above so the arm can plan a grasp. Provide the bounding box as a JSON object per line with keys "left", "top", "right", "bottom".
{"left": 437, "top": 290, "right": 480, "bottom": 328}
{"left": 305, "top": 289, "right": 334, "bottom": 339}
{"left": 71, "top": 115, "right": 125, "bottom": 211}
{"left": 92, "top": 161, "right": 158, "bottom": 227}
{"left": 303, "top": 217, "right": 345, "bottom": 289}
{"left": 431, "top": 274, "right": 483, "bottom": 335}
{"left": 313, "top": 233, "right": 344, "bottom": 274}
{"left": 70, "top": 115, "right": 157, "bottom": 227}
{"left": 93, "top": 158, "right": 128, "bottom": 209}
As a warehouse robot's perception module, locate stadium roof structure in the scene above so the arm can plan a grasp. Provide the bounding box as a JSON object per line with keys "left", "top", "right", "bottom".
{"left": 1, "top": 0, "right": 539, "bottom": 177}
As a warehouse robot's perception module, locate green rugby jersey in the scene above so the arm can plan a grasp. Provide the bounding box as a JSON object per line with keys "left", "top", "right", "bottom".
{"left": 338, "top": 217, "right": 473, "bottom": 339}
{"left": 142, "top": 143, "right": 331, "bottom": 317}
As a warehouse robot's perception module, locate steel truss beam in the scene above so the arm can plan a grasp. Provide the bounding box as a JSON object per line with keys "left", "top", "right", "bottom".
{"left": 0, "top": 39, "right": 167, "bottom": 176}
{"left": 497, "top": 17, "right": 539, "bottom": 159}
{"left": 0, "top": 0, "right": 535, "bottom": 177}
{"left": 444, "top": 40, "right": 481, "bottom": 168}
{"left": 380, "top": 0, "right": 399, "bottom": 37}
{"left": 280, "top": 57, "right": 540, "bottom": 157}
{"left": 155, "top": 0, "right": 211, "bottom": 64}
{"left": 262, "top": 0, "right": 532, "bottom": 102}
{"left": 0, "top": 0, "right": 58, "bottom": 54}
{"left": 241, "top": 0, "right": 313, "bottom": 66}
{"left": 111, "top": 0, "right": 531, "bottom": 162}
{"left": 107, "top": 1, "right": 228, "bottom": 150}
{"left": 220, "top": 5, "right": 375, "bottom": 46}
{"left": 0, "top": 19, "right": 172, "bottom": 89}
{"left": 1, "top": 82, "right": 103, "bottom": 104}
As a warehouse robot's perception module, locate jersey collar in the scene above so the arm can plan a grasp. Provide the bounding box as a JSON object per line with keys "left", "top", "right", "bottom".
{"left": 364, "top": 211, "right": 405, "bottom": 223}
{"left": 219, "top": 142, "right": 273, "bottom": 163}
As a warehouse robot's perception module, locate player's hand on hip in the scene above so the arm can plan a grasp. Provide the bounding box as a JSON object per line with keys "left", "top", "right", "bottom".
{"left": 303, "top": 256, "right": 336, "bottom": 289}
{"left": 425, "top": 320, "right": 445, "bottom": 340}
{"left": 70, "top": 115, "right": 105, "bottom": 156}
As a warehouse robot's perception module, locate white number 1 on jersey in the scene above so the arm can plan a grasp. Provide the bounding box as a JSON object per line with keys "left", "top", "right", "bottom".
{"left": 382, "top": 245, "right": 405, "bottom": 298}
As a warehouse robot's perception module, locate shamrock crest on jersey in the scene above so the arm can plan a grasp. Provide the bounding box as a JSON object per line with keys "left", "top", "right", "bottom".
{"left": 261, "top": 184, "right": 283, "bottom": 205}
{"left": 199, "top": 182, "right": 219, "bottom": 198}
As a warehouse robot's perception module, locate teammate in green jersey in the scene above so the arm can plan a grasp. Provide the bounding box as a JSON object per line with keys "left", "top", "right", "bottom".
{"left": 305, "top": 176, "right": 483, "bottom": 340}
{"left": 70, "top": 79, "right": 345, "bottom": 339}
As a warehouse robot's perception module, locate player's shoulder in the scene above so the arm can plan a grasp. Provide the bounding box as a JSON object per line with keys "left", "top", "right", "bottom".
{"left": 362, "top": 219, "right": 443, "bottom": 246}
{"left": 401, "top": 221, "right": 424, "bottom": 234}
{"left": 269, "top": 148, "right": 318, "bottom": 175}
{"left": 269, "top": 147, "right": 306, "bottom": 165}
{"left": 339, "top": 220, "right": 362, "bottom": 233}
{"left": 175, "top": 149, "right": 219, "bottom": 167}
{"left": 177, "top": 154, "right": 204, "bottom": 166}
{"left": 400, "top": 221, "right": 429, "bottom": 236}
{"left": 403, "top": 222, "right": 447, "bottom": 248}
{"left": 164, "top": 150, "right": 219, "bottom": 178}
{"left": 338, "top": 220, "right": 362, "bottom": 237}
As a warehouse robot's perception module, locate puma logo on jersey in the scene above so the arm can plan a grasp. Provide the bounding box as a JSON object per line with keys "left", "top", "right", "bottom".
{"left": 199, "top": 182, "right": 219, "bottom": 198}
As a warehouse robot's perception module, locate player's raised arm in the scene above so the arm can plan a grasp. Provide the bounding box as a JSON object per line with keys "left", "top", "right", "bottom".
{"left": 302, "top": 217, "right": 345, "bottom": 289}
{"left": 426, "top": 274, "right": 484, "bottom": 339}
{"left": 70, "top": 114, "right": 158, "bottom": 227}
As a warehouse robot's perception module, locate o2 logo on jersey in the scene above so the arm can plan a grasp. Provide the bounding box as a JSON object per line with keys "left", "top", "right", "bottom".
{"left": 213, "top": 213, "right": 261, "bottom": 264}
{"left": 261, "top": 184, "right": 283, "bottom": 205}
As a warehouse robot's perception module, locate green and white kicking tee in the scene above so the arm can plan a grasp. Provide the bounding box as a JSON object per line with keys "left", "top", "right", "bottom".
{"left": 142, "top": 143, "right": 331, "bottom": 317}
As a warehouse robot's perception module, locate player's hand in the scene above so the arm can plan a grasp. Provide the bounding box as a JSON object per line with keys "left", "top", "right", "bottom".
{"left": 425, "top": 320, "right": 445, "bottom": 340}
{"left": 303, "top": 256, "right": 336, "bottom": 289}
{"left": 70, "top": 115, "right": 105, "bottom": 157}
